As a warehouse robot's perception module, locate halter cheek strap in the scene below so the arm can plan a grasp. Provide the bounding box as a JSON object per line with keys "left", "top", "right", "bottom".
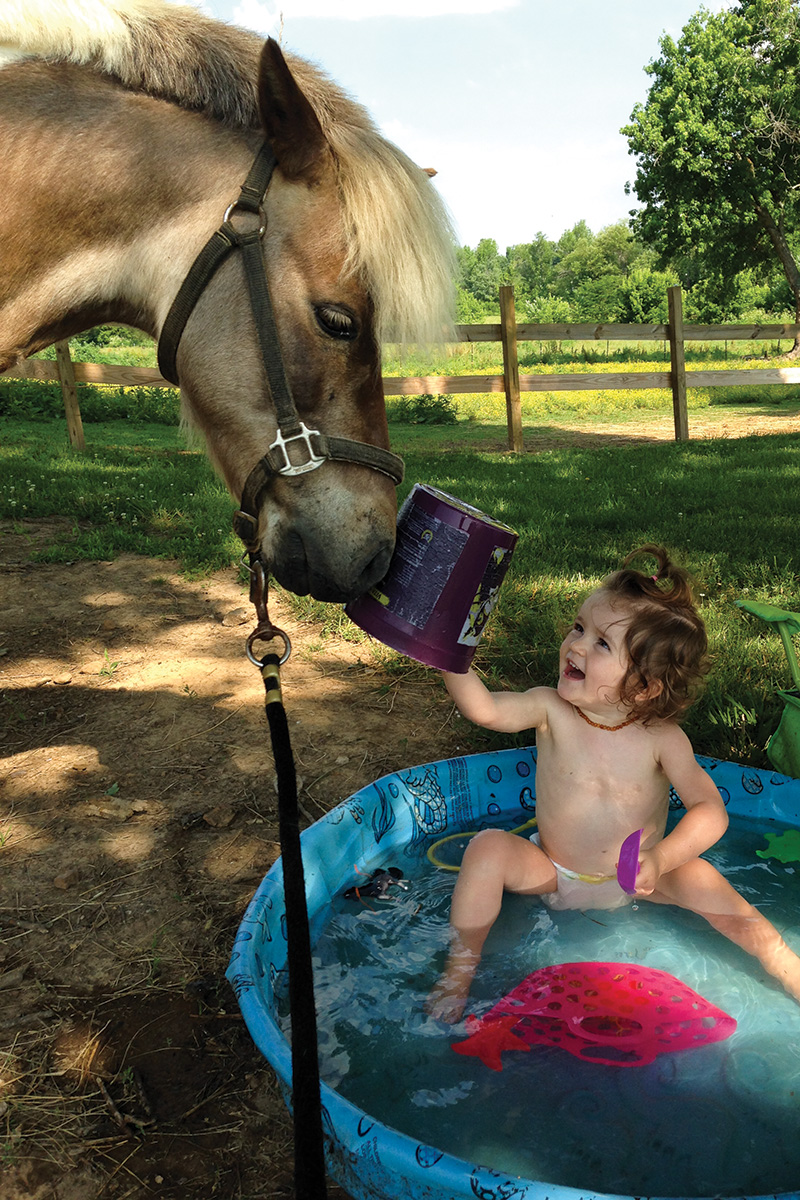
{"left": 157, "top": 142, "right": 404, "bottom": 552}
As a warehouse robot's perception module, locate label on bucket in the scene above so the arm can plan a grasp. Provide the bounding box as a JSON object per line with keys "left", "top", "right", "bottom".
{"left": 458, "top": 545, "right": 514, "bottom": 646}
{"left": 368, "top": 505, "right": 468, "bottom": 629}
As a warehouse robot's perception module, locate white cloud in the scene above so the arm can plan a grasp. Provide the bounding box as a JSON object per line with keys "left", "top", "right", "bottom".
{"left": 232, "top": 0, "right": 517, "bottom": 32}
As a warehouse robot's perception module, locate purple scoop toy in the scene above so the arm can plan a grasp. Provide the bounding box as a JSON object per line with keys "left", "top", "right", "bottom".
{"left": 617, "top": 828, "right": 643, "bottom": 894}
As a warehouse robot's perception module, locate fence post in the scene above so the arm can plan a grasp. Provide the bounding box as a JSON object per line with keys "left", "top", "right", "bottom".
{"left": 499, "top": 285, "right": 524, "bottom": 452}
{"left": 667, "top": 286, "right": 689, "bottom": 441}
{"left": 55, "top": 340, "right": 86, "bottom": 451}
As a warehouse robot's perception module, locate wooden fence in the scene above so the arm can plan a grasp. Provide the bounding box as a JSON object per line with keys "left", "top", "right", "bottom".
{"left": 4, "top": 285, "right": 800, "bottom": 453}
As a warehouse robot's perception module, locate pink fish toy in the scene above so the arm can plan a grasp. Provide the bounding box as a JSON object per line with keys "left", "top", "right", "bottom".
{"left": 452, "top": 961, "right": 736, "bottom": 1069}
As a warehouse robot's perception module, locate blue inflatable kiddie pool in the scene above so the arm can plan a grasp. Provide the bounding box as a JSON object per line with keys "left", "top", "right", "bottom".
{"left": 227, "top": 751, "right": 800, "bottom": 1200}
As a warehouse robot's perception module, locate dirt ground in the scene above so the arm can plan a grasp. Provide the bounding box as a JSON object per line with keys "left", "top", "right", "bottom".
{"left": 0, "top": 521, "right": 462, "bottom": 1200}
{"left": 521, "top": 406, "right": 800, "bottom": 451}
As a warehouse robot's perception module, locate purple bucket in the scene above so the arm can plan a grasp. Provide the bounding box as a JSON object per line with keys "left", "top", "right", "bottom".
{"left": 345, "top": 484, "right": 518, "bottom": 673}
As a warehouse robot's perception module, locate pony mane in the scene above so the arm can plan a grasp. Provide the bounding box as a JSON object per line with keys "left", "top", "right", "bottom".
{"left": 0, "top": 0, "right": 456, "bottom": 343}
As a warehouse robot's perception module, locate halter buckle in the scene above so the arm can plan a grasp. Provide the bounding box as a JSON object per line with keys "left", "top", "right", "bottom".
{"left": 269, "top": 422, "right": 326, "bottom": 476}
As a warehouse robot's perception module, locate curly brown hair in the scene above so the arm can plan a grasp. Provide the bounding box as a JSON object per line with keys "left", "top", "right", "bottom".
{"left": 599, "top": 544, "right": 710, "bottom": 724}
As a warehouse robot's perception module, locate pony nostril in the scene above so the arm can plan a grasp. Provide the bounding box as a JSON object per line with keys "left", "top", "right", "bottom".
{"left": 363, "top": 541, "right": 393, "bottom": 586}
{"left": 276, "top": 537, "right": 394, "bottom": 603}
{"left": 330, "top": 540, "right": 394, "bottom": 604}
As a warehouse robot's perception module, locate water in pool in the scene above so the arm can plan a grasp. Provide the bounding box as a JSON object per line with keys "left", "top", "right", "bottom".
{"left": 286, "top": 815, "right": 800, "bottom": 1198}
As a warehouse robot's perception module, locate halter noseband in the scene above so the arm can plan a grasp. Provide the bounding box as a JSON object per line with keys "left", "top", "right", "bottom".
{"left": 157, "top": 143, "right": 404, "bottom": 552}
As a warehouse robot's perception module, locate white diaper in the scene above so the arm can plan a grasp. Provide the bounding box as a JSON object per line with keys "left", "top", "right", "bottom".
{"left": 531, "top": 832, "right": 633, "bottom": 912}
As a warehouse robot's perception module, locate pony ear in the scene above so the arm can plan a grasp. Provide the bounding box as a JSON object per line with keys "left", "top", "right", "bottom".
{"left": 257, "top": 38, "right": 330, "bottom": 183}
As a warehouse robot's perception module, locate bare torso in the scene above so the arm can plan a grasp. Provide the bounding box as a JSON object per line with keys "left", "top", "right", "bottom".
{"left": 534, "top": 692, "right": 671, "bottom": 875}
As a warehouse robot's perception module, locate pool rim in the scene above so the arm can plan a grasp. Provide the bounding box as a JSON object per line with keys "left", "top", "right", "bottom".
{"left": 227, "top": 750, "right": 800, "bottom": 1200}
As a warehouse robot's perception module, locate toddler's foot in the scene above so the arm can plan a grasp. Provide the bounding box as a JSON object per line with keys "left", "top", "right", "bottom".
{"left": 424, "top": 949, "right": 478, "bottom": 1024}
{"left": 716, "top": 908, "right": 800, "bottom": 1004}
{"left": 425, "top": 977, "right": 469, "bottom": 1024}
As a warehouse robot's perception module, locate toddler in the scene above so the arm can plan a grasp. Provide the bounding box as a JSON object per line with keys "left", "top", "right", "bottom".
{"left": 427, "top": 545, "right": 800, "bottom": 1022}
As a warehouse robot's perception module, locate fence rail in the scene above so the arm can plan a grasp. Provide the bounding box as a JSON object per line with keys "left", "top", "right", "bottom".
{"left": 3, "top": 285, "right": 800, "bottom": 451}
{"left": 455, "top": 322, "right": 800, "bottom": 342}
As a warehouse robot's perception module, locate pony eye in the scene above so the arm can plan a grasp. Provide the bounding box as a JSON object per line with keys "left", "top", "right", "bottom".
{"left": 315, "top": 304, "right": 357, "bottom": 340}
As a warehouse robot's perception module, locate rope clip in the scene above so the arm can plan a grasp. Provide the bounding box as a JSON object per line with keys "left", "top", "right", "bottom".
{"left": 242, "top": 554, "right": 292, "bottom": 667}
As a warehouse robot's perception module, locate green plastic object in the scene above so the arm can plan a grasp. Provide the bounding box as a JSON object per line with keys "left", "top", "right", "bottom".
{"left": 737, "top": 599, "right": 800, "bottom": 777}
{"left": 756, "top": 828, "right": 800, "bottom": 863}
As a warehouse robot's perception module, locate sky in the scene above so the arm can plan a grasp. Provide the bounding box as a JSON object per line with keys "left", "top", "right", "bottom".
{"left": 202, "top": 0, "right": 731, "bottom": 253}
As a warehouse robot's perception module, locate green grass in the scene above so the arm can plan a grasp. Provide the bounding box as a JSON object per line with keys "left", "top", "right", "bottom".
{"left": 447, "top": 437, "right": 798, "bottom": 768}
{"left": 0, "top": 419, "right": 240, "bottom": 572}
{"left": 2, "top": 364, "right": 800, "bottom": 769}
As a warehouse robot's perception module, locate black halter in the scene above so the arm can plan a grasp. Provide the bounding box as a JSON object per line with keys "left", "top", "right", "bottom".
{"left": 157, "top": 143, "right": 404, "bottom": 553}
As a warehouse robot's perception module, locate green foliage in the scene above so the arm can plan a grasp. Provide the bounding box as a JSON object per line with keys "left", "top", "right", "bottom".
{"left": 554, "top": 221, "right": 629, "bottom": 297}
{"left": 387, "top": 393, "right": 458, "bottom": 425}
{"left": 623, "top": 0, "right": 800, "bottom": 317}
{"left": 71, "top": 324, "right": 150, "bottom": 349}
{"left": 0, "top": 378, "right": 180, "bottom": 424}
{"left": 0, "top": 379, "right": 64, "bottom": 421}
{"left": 455, "top": 287, "right": 486, "bottom": 323}
{"left": 454, "top": 216, "right": 793, "bottom": 326}
{"left": 523, "top": 294, "right": 574, "bottom": 324}
{"left": 572, "top": 274, "right": 625, "bottom": 322}
{"left": 506, "top": 233, "right": 557, "bottom": 298}
{"left": 456, "top": 239, "right": 508, "bottom": 307}
{"left": 619, "top": 266, "right": 680, "bottom": 323}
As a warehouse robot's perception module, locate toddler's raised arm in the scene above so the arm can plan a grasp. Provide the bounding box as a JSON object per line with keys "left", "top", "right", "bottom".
{"left": 442, "top": 669, "right": 548, "bottom": 734}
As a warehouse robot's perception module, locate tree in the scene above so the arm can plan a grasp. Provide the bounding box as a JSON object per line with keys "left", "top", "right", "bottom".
{"left": 505, "top": 233, "right": 556, "bottom": 301}
{"left": 550, "top": 221, "right": 652, "bottom": 319}
{"left": 455, "top": 287, "right": 485, "bottom": 323}
{"left": 619, "top": 266, "right": 680, "bottom": 323}
{"left": 456, "top": 239, "right": 507, "bottom": 309}
{"left": 623, "top": 0, "right": 800, "bottom": 350}
{"left": 572, "top": 275, "right": 626, "bottom": 322}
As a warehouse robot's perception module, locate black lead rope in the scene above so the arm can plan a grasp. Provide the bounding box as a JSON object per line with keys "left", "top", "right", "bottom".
{"left": 260, "top": 653, "right": 328, "bottom": 1199}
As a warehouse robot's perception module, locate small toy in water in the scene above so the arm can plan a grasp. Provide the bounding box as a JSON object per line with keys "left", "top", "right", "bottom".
{"left": 450, "top": 1013, "right": 531, "bottom": 1072}
{"left": 343, "top": 866, "right": 408, "bottom": 902}
{"left": 451, "top": 962, "right": 736, "bottom": 1070}
{"left": 756, "top": 828, "right": 800, "bottom": 864}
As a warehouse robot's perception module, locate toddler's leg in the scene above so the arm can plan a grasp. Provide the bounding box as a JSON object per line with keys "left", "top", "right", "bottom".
{"left": 650, "top": 857, "right": 800, "bottom": 1003}
{"left": 426, "top": 829, "right": 557, "bottom": 1023}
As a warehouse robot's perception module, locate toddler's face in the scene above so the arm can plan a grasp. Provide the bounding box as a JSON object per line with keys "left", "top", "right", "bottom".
{"left": 557, "top": 590, "right": 633, "bottom": 715}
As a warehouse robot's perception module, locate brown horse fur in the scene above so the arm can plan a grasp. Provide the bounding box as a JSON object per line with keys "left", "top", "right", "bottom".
{"left": 0, "top": 0, "right": 457, "bottom": 601}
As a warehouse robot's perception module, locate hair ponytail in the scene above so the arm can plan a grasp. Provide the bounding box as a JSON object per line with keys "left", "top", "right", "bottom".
{"left": 622, "top": 544, "right": 696, "bottom": 611}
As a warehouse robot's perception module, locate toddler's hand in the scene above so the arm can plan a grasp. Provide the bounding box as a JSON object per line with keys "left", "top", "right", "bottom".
{"left": 631, "top": 847, "right": 662, "bottom": 895}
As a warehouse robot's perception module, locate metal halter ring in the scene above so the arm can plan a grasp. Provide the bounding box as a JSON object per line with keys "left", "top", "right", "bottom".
{"left": 223, "top": 201, "right": 267, "bottom": 238}
{"left": 246, "top": 625, "right": 292, "bottom": 668}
